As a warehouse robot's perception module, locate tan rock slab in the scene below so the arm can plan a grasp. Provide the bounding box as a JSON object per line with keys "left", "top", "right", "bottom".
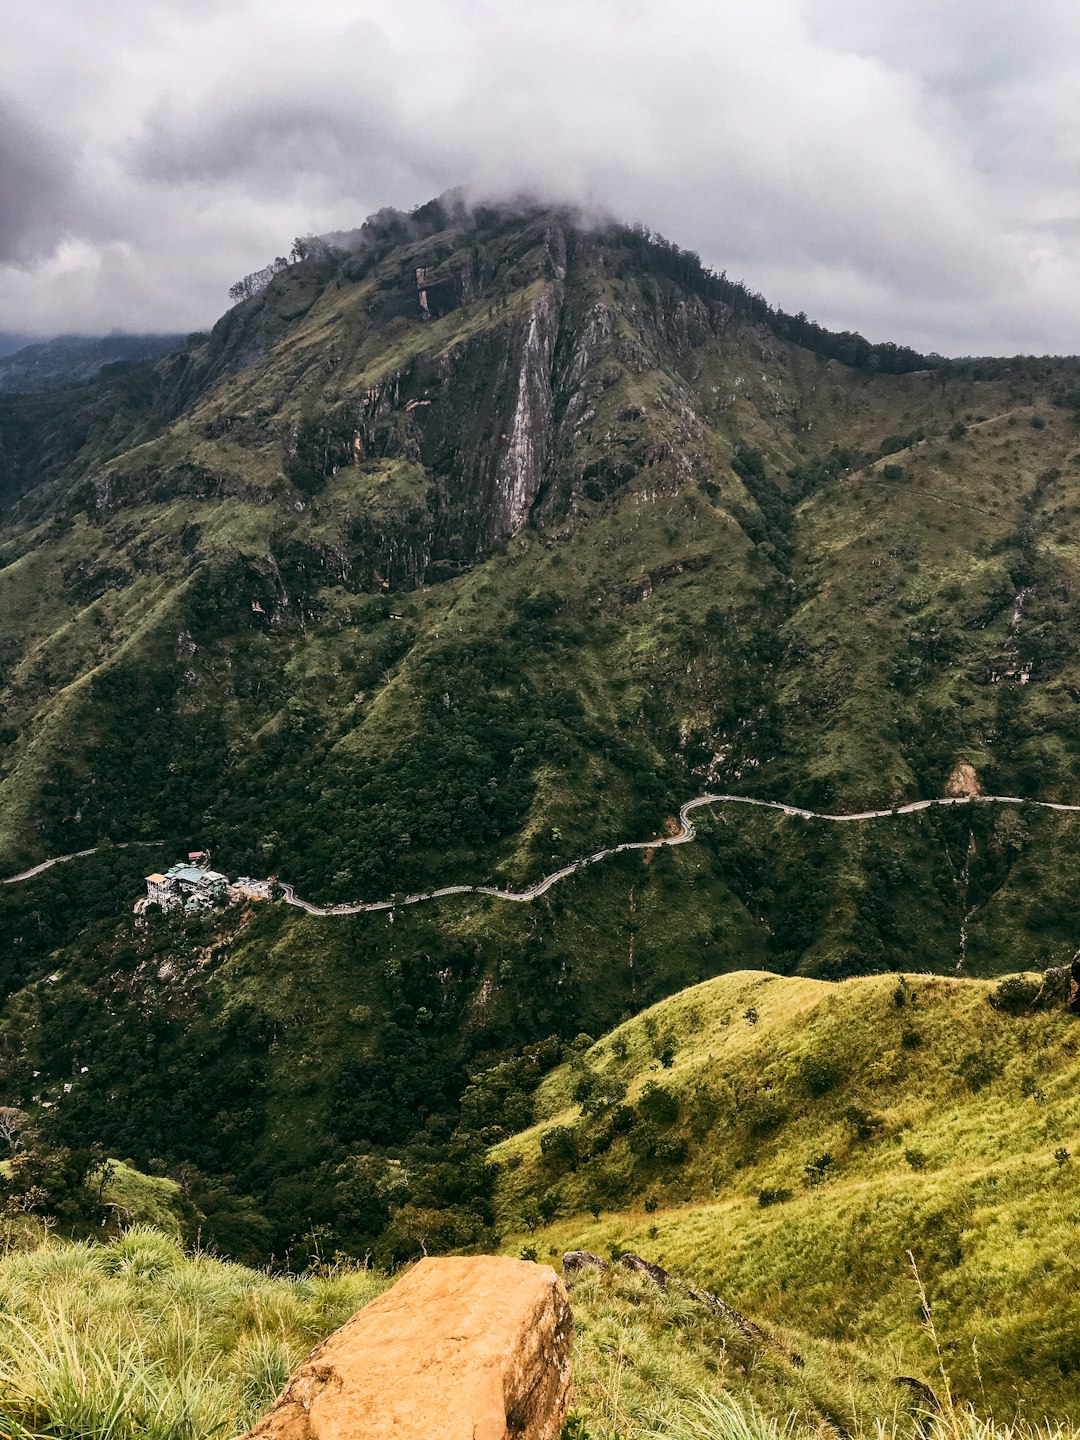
{"left": 241, "top": 1254, "right": 573, "bottom": 1440}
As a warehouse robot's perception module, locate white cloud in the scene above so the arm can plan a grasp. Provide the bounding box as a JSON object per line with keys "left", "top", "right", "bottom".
{"left": 1, "top": 0, "right": 1079, "bottom": 354}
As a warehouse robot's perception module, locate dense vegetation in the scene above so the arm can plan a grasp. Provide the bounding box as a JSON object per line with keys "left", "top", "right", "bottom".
{"left": 3, "top": 195, "right": 1080, "bottom": 1414}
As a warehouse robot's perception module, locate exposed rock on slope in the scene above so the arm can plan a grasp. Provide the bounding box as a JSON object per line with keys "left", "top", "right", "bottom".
{"left": 241, "top": 1255, "right": 573, "bottom": 1440}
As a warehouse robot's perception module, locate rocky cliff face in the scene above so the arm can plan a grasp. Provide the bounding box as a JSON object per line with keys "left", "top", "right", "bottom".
{"left": 4, "top": 206, "right": 758, "bottom": 583}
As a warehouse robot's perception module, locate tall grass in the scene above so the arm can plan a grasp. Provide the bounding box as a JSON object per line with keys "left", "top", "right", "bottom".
{"left": 563, "top": 1262, "right": 1080, "bottom": 1440}
{"left": 495, "top": 970, "right": 1080, "bottom": 1417}
{"left": 638, "top": 1395, "right": 1080, "bottom": 1440}
{"left": 0, "top": 1226, "right": 386, "bottom": 1440}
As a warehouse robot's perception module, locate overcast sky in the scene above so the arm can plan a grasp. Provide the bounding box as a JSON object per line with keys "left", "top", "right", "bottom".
{"left": 2, "top": 0, "right": 1079, "bottom": 356}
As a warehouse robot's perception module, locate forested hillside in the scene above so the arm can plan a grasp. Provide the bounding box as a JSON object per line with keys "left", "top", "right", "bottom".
{"left": 2, "top": 194, "right": 1080, "bottom": 1267}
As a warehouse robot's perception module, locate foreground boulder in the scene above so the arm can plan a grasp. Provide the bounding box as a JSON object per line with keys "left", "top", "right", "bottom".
{"left": 241, "top": 1255, "right": 573, "bottom": 1440}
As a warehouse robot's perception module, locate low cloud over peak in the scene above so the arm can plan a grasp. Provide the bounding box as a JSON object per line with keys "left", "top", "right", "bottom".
{"left": 3, "top": 0, "right": 1080, "bottom": 356}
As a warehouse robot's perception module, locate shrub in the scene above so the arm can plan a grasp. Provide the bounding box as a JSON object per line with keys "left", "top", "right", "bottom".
{"left": 757, "top": 1186, "right": 794, "bottom": 1208}
{"left": 989, "top": 974, "right": 1044, "bottom": 1015}
{"left": 742, "top": 1091, "right": 786, "bottom": 1135}
{"left": 958, "top": 1050, "right": 1002, "bottom": 1092}
{"left": 636, "top": 1083, "right": 679, "bottom": 1129}
{"left": 540, "top": 1125, "right": 581, "bottom": 1168}
{"left": 654, "top": 1136, "right": 688, "bottom": 1165}
{"left": 904, "top": 1147, "right": 928, "bottom": 1170}
{"left": 843, "top": 1106, "right": 885, "bottom": 1140}
{"left": 801, "top": 1055, "right": 842, "bottom": 1097}
{"left": 574, "top": 1070, "right": 628, "bottom": 1116}
{"left": 628, "top": 1124, "right": 660, "bottom": 1159}
{"left": 803, "top": 1153, "right": 834, "bottom": 1187}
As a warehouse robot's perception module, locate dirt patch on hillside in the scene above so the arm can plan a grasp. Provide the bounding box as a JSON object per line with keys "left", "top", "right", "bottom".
{"left": 945, "top": 760, "right": 981, "bottom": 798}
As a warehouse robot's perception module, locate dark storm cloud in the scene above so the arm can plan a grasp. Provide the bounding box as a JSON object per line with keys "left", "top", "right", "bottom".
{"left": 134, "top": 94, "right": 444, "bottom": 204}
{"left": 1, "top": 0, "right": 1079, "bottom": 354}
{"left": 0, "top": 100, "right": 76, "bottom": 265}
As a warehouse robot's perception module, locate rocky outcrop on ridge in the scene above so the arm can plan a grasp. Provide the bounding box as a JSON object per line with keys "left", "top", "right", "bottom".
{"left": 241, "top": 1255, "right": 573, "bottom": 1440}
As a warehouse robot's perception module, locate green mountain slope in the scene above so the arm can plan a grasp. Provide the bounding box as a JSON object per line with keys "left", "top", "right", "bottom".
{"left": 491, "top": 967, "right": 1080, "bottom": 1416}
{"left": 3, "top": 198, "right": 1079, "bottom": 898}
{"left": 4, "top": 195, "right": 1080, "bottom": 1261}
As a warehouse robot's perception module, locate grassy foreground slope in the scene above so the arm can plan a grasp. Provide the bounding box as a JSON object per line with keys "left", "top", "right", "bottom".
{"left": 0, "top": 1226, "right": 384, "bottom": 1440}
{"left": 492, "top": 969, "right": 1080, "bottom": 1417}
{"left": 2, "top": 1226, "right": 1076, "bottom": 1440}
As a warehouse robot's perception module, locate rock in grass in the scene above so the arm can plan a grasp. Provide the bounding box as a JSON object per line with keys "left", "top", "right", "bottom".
{"left": 561, "top": 1250, "right": 609, "bottom": 1278}
{"left": 240, "top": 1255, "right": 573, "bottom": 1440}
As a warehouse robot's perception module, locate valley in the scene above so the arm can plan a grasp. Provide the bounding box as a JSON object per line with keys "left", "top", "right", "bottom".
{"left": 1, "top": 195, "right": 1080, "bottom": 1436}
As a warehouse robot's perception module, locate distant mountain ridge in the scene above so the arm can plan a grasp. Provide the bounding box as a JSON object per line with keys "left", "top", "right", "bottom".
{"left": 0, "top": 331, "right": 184, "bottom": 393}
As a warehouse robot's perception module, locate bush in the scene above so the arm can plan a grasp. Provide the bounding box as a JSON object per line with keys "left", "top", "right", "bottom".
{"left": 757, "top": 1186, "right": 794, "bottom": 1207}
{"left": 989, "top": 974, "right": 1044, "bottom": 1015}
{"left": 843, "top": 1106, "right": 884, "bottom": 1140}
{"left": 801, "top": 1055, "right": 842, "bottom": 1097}
{"left": 958, "top": 1051, "right": 1002, "bottom": 1092}
{"left": 803, "top": 1153, "right": 833, "bottom": 1187}
{"left": 742, "top": 1090, "right": 786, "bottom": 1135}
{"left": 636, "top": 1083, "right": 679, "bottom": 1129}
{"left": 654, "top": 1136, "right": 688, "bottom": 1164}
{"left": 540, "top": 1125, "right": 581, "bottom": 1168}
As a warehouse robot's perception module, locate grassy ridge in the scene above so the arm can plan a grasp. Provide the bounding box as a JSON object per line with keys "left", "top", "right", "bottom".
{"left": 492, "top": 969, "right": 1080, "bottom": 1416}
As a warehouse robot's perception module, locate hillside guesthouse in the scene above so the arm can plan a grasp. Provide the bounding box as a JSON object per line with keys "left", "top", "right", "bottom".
{"left": 143, "top": 861, "right": 228, "bottom": 913}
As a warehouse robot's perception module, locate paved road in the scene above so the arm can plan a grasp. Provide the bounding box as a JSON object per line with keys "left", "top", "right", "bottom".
{"left": 277, "top": 790, "right": 1080, "bottom": 917}
{"left": 6, "top": 792, "right": 1080, "bottom": 913}
{"left": 0, "top": 839, "right": 164, "bottom": 886}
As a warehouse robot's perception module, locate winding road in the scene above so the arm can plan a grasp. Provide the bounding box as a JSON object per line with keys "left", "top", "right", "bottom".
{"left": 278, "top": 790, "right": 1080, "bottom": 917}
{"left": 5, "top": 792, "right": 1080, "bottom": 916}
{"left": 0, "top": 839, "right": 164, "bottom": 886}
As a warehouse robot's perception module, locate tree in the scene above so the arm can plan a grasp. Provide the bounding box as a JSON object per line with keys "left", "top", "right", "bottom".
{"left": 0, "top": 1106, "right": 29, "bottom": 1154}
{"left": 539, "top": 1124, "right": 581, "bottom": 1169}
